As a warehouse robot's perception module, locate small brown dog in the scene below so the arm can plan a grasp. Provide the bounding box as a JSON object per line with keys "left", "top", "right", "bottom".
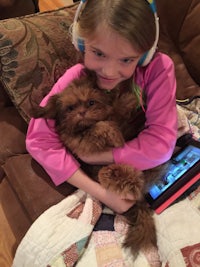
{"left": 32, "top": 69, "right": 166, "bottom": 257}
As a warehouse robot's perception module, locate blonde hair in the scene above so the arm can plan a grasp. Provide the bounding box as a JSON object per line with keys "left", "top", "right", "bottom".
{"left": 76, "top": 0, "right": 156, "bottom": 54}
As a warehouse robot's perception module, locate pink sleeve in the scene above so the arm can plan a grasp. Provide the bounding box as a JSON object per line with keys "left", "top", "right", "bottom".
{"left": 113, "top": 53, "right": 178, "bottom": 170}
{"left": 26, "top": 64, "right": 85, "bottom": 185}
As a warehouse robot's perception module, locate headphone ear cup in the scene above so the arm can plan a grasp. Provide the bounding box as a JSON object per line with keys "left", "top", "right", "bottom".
{"left": 77, "top": 38, "right": 85, "bottom": 52}
{"left": 138, "top": 51, "right": 148, "bottom": 66}
{"left": 138, "top": 47, "right": 155, "bottom": 66}
{"left": 71, "top": 22, "right": 85, "bottom": 52}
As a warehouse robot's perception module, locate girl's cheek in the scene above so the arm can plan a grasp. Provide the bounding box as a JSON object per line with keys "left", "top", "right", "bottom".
{"left": 84, "top": 53, "right": 91, "bottom": 67}
{"left": 84, "top": 56, "right": 98, "bottom": 70}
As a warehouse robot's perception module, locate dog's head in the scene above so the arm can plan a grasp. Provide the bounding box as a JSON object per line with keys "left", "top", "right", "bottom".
{"left": 32, "top": 75, "right": 113, "bottom": 135}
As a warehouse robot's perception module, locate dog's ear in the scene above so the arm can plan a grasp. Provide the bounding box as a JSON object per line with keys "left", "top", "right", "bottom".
{"left": 31, "top": 94, "right": 59, "bottom": 119}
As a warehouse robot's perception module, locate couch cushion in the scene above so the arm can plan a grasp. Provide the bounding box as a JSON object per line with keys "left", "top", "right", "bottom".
{"left": 0, "top": 178, "right": 31, "bottom": 244}
{"left": 0, "top": 0, "right": 39, "bottom": 20}
{"left": 158, "top": 37, "right": 200, "bottom": 100}
{"left": 0, "top": 106, "right": 27, "bottom": 166}
{"left": 0, "top": 5, "right": 77, "bottom": 123}
{"left": 0, "top": 81, "right": 12, "bottom": 109}
{"left": 179, "top": 0, "right": 200, "bottom": 86}
{"left": 157, "top": 0, "right": 200, "bottom": 100}
{"left": 0, "top": 105, "right": 27, "bottom": 180}
{"left": 3, "top": 154, "right": 76, "bottom": 222}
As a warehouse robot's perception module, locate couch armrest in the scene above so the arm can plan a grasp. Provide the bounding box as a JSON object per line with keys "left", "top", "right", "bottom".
{"left": 0, "top": 5, "right": 78, "bottom": 123}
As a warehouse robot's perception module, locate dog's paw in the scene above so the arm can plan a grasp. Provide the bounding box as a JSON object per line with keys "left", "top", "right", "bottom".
{"left": 98, "top": 163, "right": 145, "bottom": 199}
{"left": 82, "top": 121, "right": 124, "bottom": 153}
{"left": 98, "top": 121, "right": 125, "bottom": 147}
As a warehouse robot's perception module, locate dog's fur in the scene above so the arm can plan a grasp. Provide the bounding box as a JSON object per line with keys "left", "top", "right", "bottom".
{"left": 32, "top": 70, "right": 167, "bottom": 257}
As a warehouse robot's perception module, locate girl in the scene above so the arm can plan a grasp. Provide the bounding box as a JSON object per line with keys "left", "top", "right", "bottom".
{"left": 26, "top": 0, "right": 177, "bottom": 213}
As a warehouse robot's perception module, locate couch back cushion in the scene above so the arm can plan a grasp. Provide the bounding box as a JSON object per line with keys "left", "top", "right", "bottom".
{"left": 0, "top": 5, "right": 77, "bottom": 123}
{"left": 157, "top": 0, "right": 200, "bottom": 99}
{"left": 0, "top": 0, "right": 39, "bottom": 20}
{"left": 179, "top": 0, "right": 200, "bottom": 86}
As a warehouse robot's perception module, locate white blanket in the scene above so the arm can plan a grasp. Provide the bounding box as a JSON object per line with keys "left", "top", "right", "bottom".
{"left": 12, "top": 186, "right": 200, "bottom": 267}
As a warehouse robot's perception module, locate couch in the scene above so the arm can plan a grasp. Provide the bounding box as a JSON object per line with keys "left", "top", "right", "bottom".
{"left": 0, "top": 0, "right": 39, "bottom": 20}
{"left": 0, "top": 0, "right": 200, "bottom": 262}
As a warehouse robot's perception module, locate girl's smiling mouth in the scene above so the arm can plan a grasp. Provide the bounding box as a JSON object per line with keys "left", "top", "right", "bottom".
{"left": 97, "top": 74, "right": 120, "bottom": 89}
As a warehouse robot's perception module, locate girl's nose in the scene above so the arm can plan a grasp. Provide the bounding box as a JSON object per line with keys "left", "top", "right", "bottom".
{"left": 102, "top": 61, "right": 118, "bottom": 77}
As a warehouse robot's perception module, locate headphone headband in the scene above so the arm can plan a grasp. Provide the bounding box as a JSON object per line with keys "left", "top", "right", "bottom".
{"left": 138, "top": 8, "right": 159, "bottom": 66}
{"left": 72, "top": 0, "right": 87, "bottom": 52}
{"left": 73, "top": 0, "right": 86, "bottom": 23}
{"left": 72, "top": 0, "right": 159, "bottom": 66}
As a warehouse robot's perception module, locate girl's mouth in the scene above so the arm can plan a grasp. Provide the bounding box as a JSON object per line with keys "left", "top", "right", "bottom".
{"left": 97, "top": 75, "right": 120, "bottom": 88}
{"left": 98, "top": 74, "right": 117, "bottom": 82}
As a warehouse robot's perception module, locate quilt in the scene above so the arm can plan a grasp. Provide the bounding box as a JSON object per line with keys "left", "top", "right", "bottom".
{"left": 12, "top": 100, "right": 200, "bottom": 267}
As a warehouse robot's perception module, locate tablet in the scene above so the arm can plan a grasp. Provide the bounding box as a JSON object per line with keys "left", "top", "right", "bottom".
{"left": 145, "top": 138, "right": 200, "bottom": 211}
{"left": 154, "top": 173, "right": 200, "bottom": 214}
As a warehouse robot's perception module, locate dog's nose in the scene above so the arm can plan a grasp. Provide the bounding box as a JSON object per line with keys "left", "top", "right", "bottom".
{"left": 79, "top": 111, "right": 86, "bottom": 117}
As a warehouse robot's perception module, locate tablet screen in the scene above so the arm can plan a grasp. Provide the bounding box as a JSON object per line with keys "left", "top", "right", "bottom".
{"left": 148, "top": 145, "right": 200, "bottom": 200}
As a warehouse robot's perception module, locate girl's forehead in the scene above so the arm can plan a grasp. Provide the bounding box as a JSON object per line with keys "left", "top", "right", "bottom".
{"left": 85, "top": 25, "right": 141, "bottom": 58}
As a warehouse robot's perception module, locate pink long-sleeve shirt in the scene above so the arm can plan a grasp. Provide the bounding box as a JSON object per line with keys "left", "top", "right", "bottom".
{"left": 26, "top": 52, "right": 178, "bottom": 186}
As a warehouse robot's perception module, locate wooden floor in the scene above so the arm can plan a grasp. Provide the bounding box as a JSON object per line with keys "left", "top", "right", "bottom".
{"left": 0, "top": 203, "right": 16, "bottom": 267}
{"left": 0, "top": 2, "right": 76, "bottom": 267}
{"left": 39, "top": 0, "right": 74, "bottom": 12}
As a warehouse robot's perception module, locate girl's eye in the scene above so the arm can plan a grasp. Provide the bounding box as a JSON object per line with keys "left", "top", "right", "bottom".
{"left": 121, "top": 58, "right": 134, "bottom": 64}
{"left": 93, "top": 50, "right": 105, "bottom": 58}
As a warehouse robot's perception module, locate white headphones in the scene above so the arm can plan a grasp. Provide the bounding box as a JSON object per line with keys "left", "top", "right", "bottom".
{"left": 72, "top": 0, "right": 159, "bottom": 67}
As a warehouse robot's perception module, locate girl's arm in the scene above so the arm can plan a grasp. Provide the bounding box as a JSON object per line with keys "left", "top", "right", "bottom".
{"left": 79, "top": 53, "right": 178, "bottom": 170}
{"left": 26, "top": 64, "right": 85, "bottom": 185}
{"left": 115, "top": 53, "right": 178, "bottom": 170}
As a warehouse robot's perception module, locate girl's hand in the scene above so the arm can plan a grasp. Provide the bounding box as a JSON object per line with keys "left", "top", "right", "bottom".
{"left": 68, "top": 168, "right": 135, "bottom": 214}
{"left": 101, "top": 188, "right": 136, "bottom": 214}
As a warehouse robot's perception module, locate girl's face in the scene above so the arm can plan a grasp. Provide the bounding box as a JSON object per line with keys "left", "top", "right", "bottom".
{"left": 84, "top": 26, "right": 142, "bottom": 90}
